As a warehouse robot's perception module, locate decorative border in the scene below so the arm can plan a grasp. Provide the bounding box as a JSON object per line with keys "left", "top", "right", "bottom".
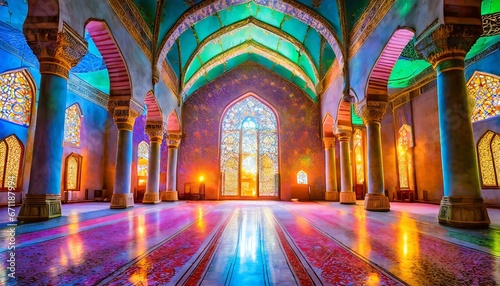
{"left": 68, "top": 74, "right": 109, "bottom": 109}
{"left": 349, "top": 0, "right": 395, "bottom": 58}
{"left": 108, "top": 0, "right": 152, "bottom": 60}
{"left": 482, "top": 12, "right": 500, "bottom": 36}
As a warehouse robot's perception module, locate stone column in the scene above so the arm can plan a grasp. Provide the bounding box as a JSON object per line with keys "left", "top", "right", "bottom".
{"left": 143, "top": 121, "right": 165, "bottom": 204}
{"left": 335, "top": 126, "right": 356, "bottom": 204}
{"left": 415, "top": 24, "right": 490, "bottom": 228}
{"left": 161, "top": 134, "right": 182, "bottom": 201}
{"left": 356, "top": 100, "right": 390, "bottom": 211}
{"left": 108, "top": 98, "right": 144, "bottom": 208}
{"left": 18, "top": 23, "right": 88, "bottom": 222}
{"left": 323, "top": 137, "right": 338, "bottom": 201}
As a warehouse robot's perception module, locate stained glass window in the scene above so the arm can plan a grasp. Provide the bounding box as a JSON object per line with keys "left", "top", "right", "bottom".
{"left": 297, "top": 171, "right": 308, "bottom": 184}
{"left": 467, "top": 72, "right": 500, "bottom": 122}
{"left": 478, "top": 131, "right": 500, "bottom": 187}
{"left": 220, "top": 96, "right": 279, "bottom": 197}
{"left": 353, "top": 129, "right": 364, "bottom": 184}
{"left": 64, "top": 104, "right": 83, "bottom": 146}
{"left": 0, "top": 135, "right": 23, "bottom": 191}
{"left": 65, "top": 153, "right": 82, "bottom": 191}
{"left": 397, "top": 125, "right": 413, "bottom": 190}
{"left": 0, "top": 70, "right": 33, "bottom": 126}
{"left": 138, "top": 141, "right": 149, "bottom": 177}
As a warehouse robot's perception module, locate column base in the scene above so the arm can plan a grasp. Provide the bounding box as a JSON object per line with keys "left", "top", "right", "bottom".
{"left": 17, "top": 194, "right": 62, "bottom": 222}
{"left": 110, "top": 193, "right": 134, "bottom": 209}
{"left": 340, "top": 191, "right": 356, "bottom": 204}
{"left": 142, "top": 192, "right": 160, "bottom": 204}
{"left": 325, "top": 191, "right": 339, "bottom": 201}
{"left": 364, "top": 193, "right": 390, "bottom": 211}
{"left": 161, "top": 191, "right": 178, "bottom": 201}
{"left": 438, "top": 196, "right": 490, "bottom": 228}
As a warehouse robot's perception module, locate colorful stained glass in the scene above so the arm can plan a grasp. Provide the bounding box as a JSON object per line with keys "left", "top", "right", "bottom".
{"left": 64, "top": 104, "right": 82, "bottom": 146}
{"left": 467, "top": 72, "right": 500, "bottom": 122}
{"left": 220, "top": 96, "right": 279, "bottom": 197}
{"left": 67, "top": 156, "right": 79, "bottom": 190}
{"left": 478, "top": 131, "right": 499, "bottom": 187}
{"left": 0, "top": 135, "right": 23, "bottom": 190}
{"left": 353, "top": 129, "right": 364, "bottom": 184}
{"left": 397, "top": 125, "right": 413, "bottom": 189}
{"left": 297, "top": 170, "right": 308, "bottom": 184}
{"left": 0, "top": 70, "right": 33, "bottom": 126}
{"left": 138, "top": 141, "right": 149, "bottom": 177}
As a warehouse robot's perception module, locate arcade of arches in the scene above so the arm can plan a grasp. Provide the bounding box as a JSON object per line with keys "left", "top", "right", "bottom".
{"left": 1, "top": 0, "right": 500, "bottom": 285}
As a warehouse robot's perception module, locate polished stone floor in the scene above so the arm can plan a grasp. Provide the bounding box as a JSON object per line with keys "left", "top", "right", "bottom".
{"left": 0, "top": 201, "right": 499, "bottom": 285}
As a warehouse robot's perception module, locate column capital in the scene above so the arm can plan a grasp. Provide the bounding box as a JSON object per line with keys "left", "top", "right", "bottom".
{"left": 23, "top": 22, "right": 88, "bottom": 79}
{"left": 108, "top": 97, "right": 145, "bottom": 130}
{"left": 145, "top": 121, "right": 166, "bottom": 143}
{"left": 334, "top": 126, "right": 352, "bottom": 142}
{"left": 323, "top": 137, "right": 335, "bottom": 149}
{"left": 166, "top": 133, "right": 182, "bottom": 148}
{"left": 415, "top": 24, "right": 483, "bottom": 69}
{"left": 355, "top": 99, "right": 388, "bottom": 124}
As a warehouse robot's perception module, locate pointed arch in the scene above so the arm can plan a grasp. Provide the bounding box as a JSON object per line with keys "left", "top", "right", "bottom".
{"left": 219, "top": 93, "right": 279, "bottom": 198}
{"left": 0, "top": 68, "right": 36, "bottom": 126}
{"left": 366, "top": 28, "right": 414, "bottom": 99}
{"left": 336, "top": 99, "right": 352, "bottom": 128}
{"left": 322, "top": 113, "right": 334, "bottom": 137}
{"left": 85, "top": 20, "right": 131, "bottom": 98}
{"left": 144, "top": 91, "right": 163, "bottom": 122}
{"left": 397, "top": 124, "right": 414, "bottom": 190}
{"left": 297, "top": 170, "right": 308, "bottom": 184}
{"left": 64, "top": 153, "right": 82, "bottom": 192}
{"left": 477, "top": 130, "right": 500, "bottom": 187}
{"left": 167, "top": 110, "right": 181, "bottom": 133}
{"left": 467, "top": 71, "right": 500, "bottom": 122}
{"left": 0, "top": 134, "right": 24, "bottom": 191}
{"left": 63, "top": 103, "right": 83, "bottom": 146}
{"left": 137, "top": 141, "right": 149, "bottom": 180}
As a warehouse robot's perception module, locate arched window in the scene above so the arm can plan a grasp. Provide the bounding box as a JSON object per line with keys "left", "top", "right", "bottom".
{"left": 63, "top": 104, "right": 83, "bottom": 146}
{"left": 353, "top": 129, "right": 365, "bottom": 184}
{"left": 477, "top": 130, "right": 500, "bottom": 187}
{"left": 297, "top": 171, "right": 308, "bottom": 184}
{"left": 467, "top": 72, "right": 500, "bottom": 122}
{"left": 0, "top": 135, "right": 24, "bottom": 191}
{"left": 397, "top": 124, "right": 414, "bottom": 190}
{"left": 137, "top": 141, "right": 149, "bottom": 185}
{"left": 0, "top": 69, "right": 34, "bottom": 126}
{"left": 65, "top": 153, "right": 83, "bottom": 191}
{"left": 220, "top": 96, "right": 279, "bottom": 197}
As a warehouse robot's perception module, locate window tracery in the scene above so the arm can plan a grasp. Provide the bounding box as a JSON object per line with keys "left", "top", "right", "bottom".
{"left": 0, "top": 135, "right": 23, "bottom": 191}
{"left": 297, "top": 170, "right": 308, "bottom": 184}
{"left": 467, "top": 72, "right": 500, "bottom": 122}
{"left": 353, "top": 129, "right": 365, "bottom": 184}
{"left": 64, "top": 104, "right": 83, "bottom": 146}
{"left": 478, "top": 131, "right": 500, "bottom": 187}
{"left": 65, "top": 153, "right": 82, "bottom": 191}
{"left": 138, "top": 141, "right": 149, "bottom": 178}
{"left": 0, "top": 70, "right": 33, "bottom": 126}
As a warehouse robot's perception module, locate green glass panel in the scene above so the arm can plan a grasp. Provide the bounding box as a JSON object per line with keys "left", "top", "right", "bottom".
{"left": 193, "top": 15, "right": 222, "bottom": 42}
{"left": 220, "top": 29, "right": 248, "bottom": 50}
{"left": 199, "top": 43, "right": 224, "bottom": 64}
{"left": 298, "top": 54, "right": 317, "bottom": 84}
{"left": 482, "top": 0, "right": 500, "bottom": 14}
{"left": 277, "top": 40, "right": 299, "bottom": 63}
{"left": 248, "top": 53, "right": 274, "bottom": 69}
{"left": 388, "top": 59, "right": 431, "bottom": 89}
{"left": 226, "top": 54, "right": 249, "bottom": 70}
{"left": 281, "top": 16, "right": 308, "bottom": 42}
{"left": 292, "top": 76, "right": 307, "bottom": 89}
{"left": 76, "top": 70, "right": 110, "bottom": 94}
{"left": 321, "top": 45, "right": 335, "bottom": 76}
{"left": 167, "top": 41, "right": 181, "bottom": 78}
{"left": 218, "top": 3, "right": 252, "bottom": 26}
{"left": 179, "top": 29, "right": 199, "bottom": 68}
{"left": 250, "top": 27, "right": 280, "bottom": 50}
{"left": 206, "top": 64, "right": 226, "bottom": 81}
{"left": 467, "top": 35, "right": 500, "bottom": 59}
{"left": 351, "top": 104, "right": 363, "bottom": 125}
{"left": 254, "top": 4, "right": 285, "bottom": 27}
{"left": 272, "top": 64, "right": 294, "bottom": 80}
{"left": 184, "top": 57, "right": 202, "bottom": 83}
{"left": 304, "top": 28, "right": 321, "bottom": 67}
{"left": 186, "top": 76, "right": 208, "bottom": 98}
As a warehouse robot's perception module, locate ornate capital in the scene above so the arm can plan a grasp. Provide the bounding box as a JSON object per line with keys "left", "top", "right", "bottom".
{"left": 415, "top": 24, "right": 483, "bottom": 68}
{"left": 356, "top": 99, "right": 388, "bottom": 124}
{"left": 334, "top": 126, "right": 352, "bottom": 142}
{"left": 24, "top": 22, "right": 88, "bottom": 79}
{"left": 323, "top": 137, "right": 335, "bottom": 149}
{"left": 108, "top": 96, "right": 144, "bottom": 130}
{"left": 145, "top": 121, "right": 166, "bottom": 142}
{"left": 166, "top": 133, "right": 182, "bottom": 148}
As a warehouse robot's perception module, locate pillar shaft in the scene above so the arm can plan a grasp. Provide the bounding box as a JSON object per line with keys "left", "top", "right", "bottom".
{"left": 162, "top": 134, "right": 181, "bottom": 201}
{"left": 415, "top": 23, "right": 489, "bottom": 227}
{"left": 114, "top": 129, "right": 133, "bottom": 195}
{"left": 18, "top": 23, "right": 87, "bottom": 222}
{"left": 323, "top": 137, "right": 338, "bottom": 201}
{"left": 335, "top": 126, "right": 356, "bottom": 204}
{"left": 143, "top": 121, "right": 165, "bottom": 204}
{"left": 356, "top": 100, "right": 390, "bottom": 211}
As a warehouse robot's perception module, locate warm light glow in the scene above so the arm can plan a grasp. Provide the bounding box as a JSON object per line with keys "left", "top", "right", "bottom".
{"left": 366, "top": 272, "right": 380, "bottom": 286}
{"left": 199, "top": 176, "right": 204, "bottom": 182}
{"left": 138, "top": 179, "right": 146, "bottom": 186}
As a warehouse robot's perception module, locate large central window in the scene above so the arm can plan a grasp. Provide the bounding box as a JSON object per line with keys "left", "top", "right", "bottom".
{"left": 220, "top": 96, "right": 279, "bottom": 198}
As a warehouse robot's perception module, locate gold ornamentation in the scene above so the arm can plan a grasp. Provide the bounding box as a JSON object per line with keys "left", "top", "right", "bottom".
{"left": 108, "top": 97, "right": 144, "bottom": 130}
{"left": 68, "top": 74, "right": 109, "bottom": 108}
{"left": 166, "top": 133, "right": 182, "bottom": 148}
{"left": 415, "top": 24, "right": 483, "bottom": 68}
{"left": 145, "top": 121, "right": 166, "bottom": 142}
{"left": 355, "top": 99, "right": 388, "bottom": 123}
{"left": 349, "top": 0, "right": 396, "bottom": 58}
{"left": 24, "top": 23, "right": 88, "bottom": 79}
{"left": 323, "top": 137, "right": 335, "bottom": 149}
{"left": 108, "top": 0, "right": 152, "bottom": 60}
{"left": 482, "top": 12, "right": 500, "bottom": 36}
{"left": 162, "top": 60, "right": 179, "bottom": 99}
{"left": 334, "top": 125, "right": 352, "bottom": 142}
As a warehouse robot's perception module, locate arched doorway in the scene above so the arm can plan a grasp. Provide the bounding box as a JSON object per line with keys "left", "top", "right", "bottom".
{"left": 220, "top": 96, "right": 279, "bottom": 198}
